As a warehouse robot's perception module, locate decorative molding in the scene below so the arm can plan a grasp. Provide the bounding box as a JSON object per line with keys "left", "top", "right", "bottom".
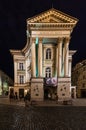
{"left": 31, "top": 30, "right": 70, "bottom": 38}
{"left": 28, "top": 23, "right": 75, "bottom": 31}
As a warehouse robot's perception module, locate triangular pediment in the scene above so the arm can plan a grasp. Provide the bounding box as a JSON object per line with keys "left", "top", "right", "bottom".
{"left": 27, "top": 8, "right": 78, "bottom": 24}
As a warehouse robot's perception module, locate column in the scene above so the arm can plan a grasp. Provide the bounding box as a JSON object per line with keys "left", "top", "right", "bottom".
{"left": 26, "top": 59, "right": 28, "bottom": 82}
{"left": 56, "top": 45, "right": 58, "bottom": 77}
{"left": 62, "top": 46, "right": 65, "bottom": 76}
{"left": 31, "top": 38, "right": 36, "bottom": 77}
{"left": 38, "top": 38, "right": 43, "bottom": 77}
{"left": 14, "top": 60, "right": 17, "bottom": 84}
{"left": 68, "top": 58, "right": 72, "bottom": 77}
{"left": 64, "top": 37, "right": 70, "bottom": 77}
{"left": 58, "top": 38, "right": 63, "bottom": 77}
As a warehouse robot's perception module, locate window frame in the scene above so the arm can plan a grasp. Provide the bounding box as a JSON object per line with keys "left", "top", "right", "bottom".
{"left": 45, "top": 67, "right": 51, "bottom": 78}
{"left": 19, "top": 75, "right": 24, "bottom": 84}
{"left": 46, "top": 48, "right": 51, "bottom": 60}
{"left": 19, "top": 63, "right": 24, "bottom": 70}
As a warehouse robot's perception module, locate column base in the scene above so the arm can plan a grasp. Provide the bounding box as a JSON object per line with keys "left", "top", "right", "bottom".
{"left": 31, "top": 77, "right": 44, "bottom": 101}
{"left": 57, "top": 77, "right": 71, "bottom": 100}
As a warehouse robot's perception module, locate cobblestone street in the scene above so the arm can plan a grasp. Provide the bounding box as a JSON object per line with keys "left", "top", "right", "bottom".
{"left": 0, "top": 104, "right": 86, "bottom": 130}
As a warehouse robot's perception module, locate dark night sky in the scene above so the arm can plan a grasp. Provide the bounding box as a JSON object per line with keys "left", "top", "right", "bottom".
{"left": 0, "top": 0, "right": 86, "bottom": 79}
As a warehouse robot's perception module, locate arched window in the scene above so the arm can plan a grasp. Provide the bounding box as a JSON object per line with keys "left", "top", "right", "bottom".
{"left": 45, "top": 67, "right": 51, "bottom": 78}
{"left": 46, "top": 48, "right": 51, "bottom": 59}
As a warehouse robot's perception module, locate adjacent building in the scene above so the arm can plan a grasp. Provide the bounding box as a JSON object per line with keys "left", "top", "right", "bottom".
{"left": 72, "top": 60, "right": 86, "bottom": 98}
{"left": 10, "top": 8, "right": 78, "bottom": 101}
{"left": 0, "top": 70, "right": 13, "bottom": 96}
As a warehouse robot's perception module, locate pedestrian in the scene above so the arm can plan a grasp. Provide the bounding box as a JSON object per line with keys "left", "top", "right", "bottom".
{"left": 24, "top": 92, "right": 30, "bottom": 107}
{"left": 15, "top": 92, "right": 18, "bottom": 100}
{"left": 19, "top": 94, "right": 22, "bottom": 101}
{"left": 9, "top": 93, "right": 14, "bottom": 102}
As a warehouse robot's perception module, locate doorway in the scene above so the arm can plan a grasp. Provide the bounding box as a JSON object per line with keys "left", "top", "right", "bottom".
{"left": 81, "top": 89, "right": 86, "bottom": 98}
{"left": 44, "top": 86, "right": 57, "bottom": 100}
{"left": 19, "top": 89, "right": 24, "bottom": 98}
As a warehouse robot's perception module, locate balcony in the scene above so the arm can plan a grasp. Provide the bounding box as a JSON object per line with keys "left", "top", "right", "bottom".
{"left": 17, "top": 69, "right": 25, "bottom": 74}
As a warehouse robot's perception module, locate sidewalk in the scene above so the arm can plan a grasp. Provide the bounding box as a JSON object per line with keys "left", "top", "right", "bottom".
{"left": 0, "top": 97, "right": 86, "bottom": 106}
{"left": 0, "top": 97, "right": 25, "bottom": 107}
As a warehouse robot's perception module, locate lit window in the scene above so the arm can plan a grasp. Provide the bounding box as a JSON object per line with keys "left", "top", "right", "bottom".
{"left": 19, "top": 63, "right": 24, "bottom": 70}
{"left": 45, "top": 67, "right": 51, "bottom": 78}
{"left": 20, "top": 75, "right": 24, "bottom": 84}
{"left": 46, "top": 48, "right": 51, "bottom": 59}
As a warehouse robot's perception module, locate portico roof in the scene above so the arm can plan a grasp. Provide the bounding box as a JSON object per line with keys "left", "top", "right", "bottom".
{"left": 27, "top": 8, "right": 78, "bottom": 24}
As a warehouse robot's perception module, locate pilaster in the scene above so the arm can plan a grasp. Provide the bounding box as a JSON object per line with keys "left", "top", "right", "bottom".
{"left": 14, "top": 60, "right": 17, "bottom": 85}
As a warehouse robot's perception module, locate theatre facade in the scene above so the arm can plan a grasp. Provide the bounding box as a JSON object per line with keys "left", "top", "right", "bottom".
{"left": 10, "top": 8, "right": 78, "bottom": 101}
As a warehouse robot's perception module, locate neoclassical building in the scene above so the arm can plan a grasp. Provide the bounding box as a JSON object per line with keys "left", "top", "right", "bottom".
{"left": 72, "top": 60, "right": 86, "bottom": 98}
{"left": 10, "top": 8, "right": 78, "bottom": 101}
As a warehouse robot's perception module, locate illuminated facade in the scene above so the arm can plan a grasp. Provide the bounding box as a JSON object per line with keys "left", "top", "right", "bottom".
{"left": 72, "top": 60, "right": 86, "bottom": 98}
{"left": 10, "top": 8, "right": 78, "bottom": 101}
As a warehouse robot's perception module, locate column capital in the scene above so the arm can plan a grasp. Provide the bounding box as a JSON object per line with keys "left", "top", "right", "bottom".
{"left": 64, "top": 37, "right": 71, "bottom": 44}
{"left": 69, "top": 58, "right": 72, "bottom": 62}
{"left": 58, "top": 37, "right": 63, "bottom": 44}
{"left": 38, "top": 37, "right": 43, "bottom": 43}
{"left": 32, "top": 37, "right": 36, "bottom": 43}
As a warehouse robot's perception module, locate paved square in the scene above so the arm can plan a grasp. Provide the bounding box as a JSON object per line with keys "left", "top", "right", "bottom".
{"left": 0, "top": 104, "right": 86, "bottom": 130}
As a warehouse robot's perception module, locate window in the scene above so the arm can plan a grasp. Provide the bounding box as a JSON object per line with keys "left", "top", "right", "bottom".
{"left": 19, "top": 63, "right": 24, "bottom": 70}
{"left": 83, "top": 67, "right": 86, "bottom": 71}
{"left": 20, "top": 75, "right": 24, "bottom": 84}
{"left": 82, "top": 83, "right": 85, "bottom": 88}
{"left": 46, "top": 48, "right": 51, "bottom": 59}
{"left": 83, "top": 75, "right": 85, "bottom": 79}
{"left": 45, "top": 67, "right": 51, "bottom": 78}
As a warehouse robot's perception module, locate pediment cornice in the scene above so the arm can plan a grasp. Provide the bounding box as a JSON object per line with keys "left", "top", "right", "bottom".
{"left": 10, "top": 49, "right": 25, "bottom": 56}
{"left": 28, "top": 23, "right": 76, "bottom": 30}
{"left": 27, "top": 8, "right": 78, "bottom": 24}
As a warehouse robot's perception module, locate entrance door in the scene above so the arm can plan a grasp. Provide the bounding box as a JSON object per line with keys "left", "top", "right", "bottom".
{"left": 44, "top": 89, "right": 48, "bottom": 99}
{"left": 44, "top": 87, "right": 52, "bottom": 100}
{"left": 44, "top": 87, "right": 57, "bottom": 100}
{"left": 19, "top": 89, "right": 24, "bottom": 98}
{"left": 81, "top": 89, "right": 86, "bottom": 98}
{"left": 71, "top": 88, "right": 75, "bottom": 98}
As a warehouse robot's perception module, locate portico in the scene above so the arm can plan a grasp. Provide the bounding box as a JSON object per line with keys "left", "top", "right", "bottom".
{"left": 31, "top": 37, "right": 70, "bottom": 78}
